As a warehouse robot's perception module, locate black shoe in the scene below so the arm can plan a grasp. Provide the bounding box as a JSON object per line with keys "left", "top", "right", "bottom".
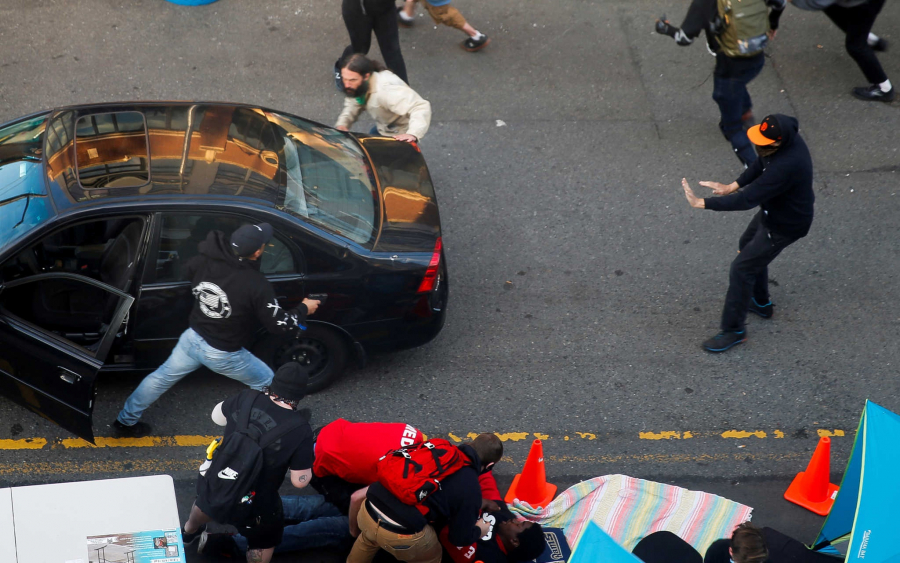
{"left": 462, "top": 35, "right": 491, "bottom": 52}
{"left": 181, "top": 524, "right": 206, "bottom": 546}
{"left": 112, "top": 420, "right": 153, "bottom": 438}
{"left": 702, "top": 330, "right": 746, "bottom": 353}
{"left": 872, "top": 38, "right": 888, "bottom": 52}
{"left": 748, "top": 298, "right": 774, "bottom": 319}
{"left": 333, "top": 59, "right": 343, "bottom": 93}
{"left": 852, "top": 84, "right": 895, "bottom": 102}
{"left": 198, "top": 531, "right": 241, "bottom": 557}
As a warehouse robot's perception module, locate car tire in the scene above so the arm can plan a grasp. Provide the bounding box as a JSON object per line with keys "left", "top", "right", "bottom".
{"left": 255, "top": 325, "right": 348, "bottom": 393}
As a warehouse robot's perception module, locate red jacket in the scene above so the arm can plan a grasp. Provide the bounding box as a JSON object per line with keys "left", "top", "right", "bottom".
{"left": 313, "top": 418, "right": 422, "bottom": 483}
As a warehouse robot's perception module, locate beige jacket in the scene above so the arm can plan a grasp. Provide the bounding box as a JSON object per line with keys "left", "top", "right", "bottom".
{"left": 335, "top": 71, "right": 432, "bottom": 140}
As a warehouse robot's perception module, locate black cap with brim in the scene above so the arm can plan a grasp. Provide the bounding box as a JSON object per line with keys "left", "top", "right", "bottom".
{"left": 747, "top": 115, "right": 782, "bottom": 146}
{"left": 230, "top": 223, "right": 274, "bottom": 257}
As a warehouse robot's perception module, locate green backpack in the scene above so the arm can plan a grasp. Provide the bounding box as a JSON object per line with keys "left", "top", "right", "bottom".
{"left": 716, "top": 0, "right": 770, "bottom": 58}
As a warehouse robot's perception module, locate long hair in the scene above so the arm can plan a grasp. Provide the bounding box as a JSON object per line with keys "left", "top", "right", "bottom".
{"left": 340, "top": 53, "right": 386, "bottom": 76}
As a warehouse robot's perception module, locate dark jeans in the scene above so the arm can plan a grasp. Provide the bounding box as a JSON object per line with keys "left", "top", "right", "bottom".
{"left": 233, "top": 495, "right": 351, "bottom": 554}
{"left": 341, "top": 0, "right": 408, "bottom": 84}
{"left": 823, "top": 0, "right": 888, "bottom": 84}
{"left": 712, "top": 53, "right": 765, "bottom": 167}
{"left": 720, "top": 211, "right": 799, "bottom": 332}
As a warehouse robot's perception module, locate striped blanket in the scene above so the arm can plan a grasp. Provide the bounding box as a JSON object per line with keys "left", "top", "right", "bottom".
{"left": 508, "top": 474, "right": 752, "bottom": 556}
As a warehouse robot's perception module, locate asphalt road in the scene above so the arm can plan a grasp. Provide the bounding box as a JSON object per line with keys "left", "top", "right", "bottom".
{"left": 1, "top": 0, "right": 899, "bottom": 555}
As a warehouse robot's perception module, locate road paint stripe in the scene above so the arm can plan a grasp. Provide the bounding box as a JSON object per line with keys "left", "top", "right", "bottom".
{"left": 0, "top": 451, "right": 818, "bottom": 478}
{"left": 0, "top": 429, "right": 850, "bottom": 451}
{"left": 0, "top": 438, "right": 46, "bottom": 450}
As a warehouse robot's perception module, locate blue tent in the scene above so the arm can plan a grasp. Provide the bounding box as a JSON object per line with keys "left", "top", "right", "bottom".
{"left": 812, "top": 401, "right": 900, "bottom": 563}
{"left": 570, "top": 522, "right": 643, "bottom": 563}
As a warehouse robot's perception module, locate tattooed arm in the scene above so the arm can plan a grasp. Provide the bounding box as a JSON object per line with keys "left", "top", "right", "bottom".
{"left": 290, "top": 468, "right": 312, "bottom": 489}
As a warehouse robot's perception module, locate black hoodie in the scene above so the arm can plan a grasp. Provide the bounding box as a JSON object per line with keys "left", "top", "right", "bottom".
{"left": 185, "top": 231, "right": 307, "bottom": 352}
{"left": 704, "top": 114, "right": 815, "bottom": 238}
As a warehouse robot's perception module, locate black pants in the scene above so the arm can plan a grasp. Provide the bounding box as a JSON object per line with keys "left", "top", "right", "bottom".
{"left": 823, "top": 0, "right": 888, "bottom": 84}
{"left": 720, "top": 211, "right": 800, "bottom": 332}
{"left": 341, "top": 0, "right": 408, "bottom": 84}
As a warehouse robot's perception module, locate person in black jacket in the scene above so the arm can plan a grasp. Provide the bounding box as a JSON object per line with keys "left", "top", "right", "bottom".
{"left": 655, "top": 0, "right": 786, "bottom": 167}
{"left": 681, "top": 114, "right": 814, "bottom": 352}
{"left": 340, "top": 0, "right": 408, "bottom": 84}
{"left": 345, "top": 433, "right": 504, "bottom": 563}
{"left": 114, "top": 223, "right": 320, "bottom": 436}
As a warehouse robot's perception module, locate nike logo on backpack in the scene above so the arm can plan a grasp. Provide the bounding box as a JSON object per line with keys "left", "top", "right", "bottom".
{"left": 218, "top": 467, "right": 239, "bottom": 480}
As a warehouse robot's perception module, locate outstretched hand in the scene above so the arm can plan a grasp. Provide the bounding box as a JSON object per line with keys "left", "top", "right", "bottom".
{"left": 682, "top": 178, "right": 705, "bottom": 209}
{"left": 698, "top": 180, "right": 735, "bottom": 196}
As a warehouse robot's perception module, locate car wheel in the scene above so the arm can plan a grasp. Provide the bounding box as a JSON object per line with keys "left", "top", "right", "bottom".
{"left": 256, "top": 325, "right": 348, "bottom": 393}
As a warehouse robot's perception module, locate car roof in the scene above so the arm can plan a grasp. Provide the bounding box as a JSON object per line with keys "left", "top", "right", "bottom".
{"left": 43, "top": 102, "right": 296, "bottom": 212}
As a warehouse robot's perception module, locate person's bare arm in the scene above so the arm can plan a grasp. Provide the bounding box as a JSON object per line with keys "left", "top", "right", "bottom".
{"left": 348, "top": 486, "right": 369, "bottom": 537}
{"left": 290, "top": 468, "right": 312, "bottom": 489}
{"left": 211, "top": 402, "right": 226, "bottom": 426}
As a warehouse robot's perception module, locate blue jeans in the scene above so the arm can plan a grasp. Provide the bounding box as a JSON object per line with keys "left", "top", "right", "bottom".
{"left": 712, "top": 53, "right": 765, "bottom": 167}
{"left": 117, "top": 328, "right": 274, "bottom": 425}
{"left": 234, "top": 495, "right": 351, "bottom": 554}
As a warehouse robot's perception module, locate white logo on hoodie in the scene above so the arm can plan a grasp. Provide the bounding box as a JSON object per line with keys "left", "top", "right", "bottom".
{"left": 193, "top": 282, "right": 233, "bottom": 319}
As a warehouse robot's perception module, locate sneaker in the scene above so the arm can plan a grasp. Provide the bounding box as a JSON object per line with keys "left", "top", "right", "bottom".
{"left": 333, "top": 59, "right": 343, "bottom": 93}
{"left": 181, "top": 524, "right": 206, "bottom": 546}
{"left": 462, "top": 35, "right": 491, "bottom": 52}
{"left": 198, "top": 531, "right": 241, "bottom": 558}
{"left": 852, "top": 84, "right": 895, "bottom": 102}
{"left": 872, "top": 38, "right": 888, "bottom": 52}
{"left": 112, "top": 420, "right": 153, "bottom": 438}
{"left": 748, "top": 298, "right": 774, "bottom": 319}
{"left": 398, "top": 11, "right": 415, "bottom": 28}
{"left": 702, "top": 330, "right": 746, "bottom": 353}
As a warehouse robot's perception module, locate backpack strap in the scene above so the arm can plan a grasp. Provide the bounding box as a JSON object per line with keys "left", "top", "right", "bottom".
{"left": 257, "top": 413, "right": 308, "bottom": 449}
{"left": 236, "top": 390, "right": 263, "bottom": 432}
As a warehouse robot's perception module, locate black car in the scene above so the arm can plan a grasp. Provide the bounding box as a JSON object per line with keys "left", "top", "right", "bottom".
{"left": 0, "top": 102, "right": 448, "bottom": 441}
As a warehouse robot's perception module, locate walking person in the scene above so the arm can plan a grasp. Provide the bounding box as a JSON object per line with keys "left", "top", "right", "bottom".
{"left": 788, "top": 0, "right": 893, "bottom": 101}
{"left": 681, "top": 114, "right": 814, "bottom": 352}
{"left": 398, "top": 0, "right": 490, "bottom": 52}
{"left": 336, "top": 54, "right": 432, "bottom": 143}
{"left": 182, "top": 362, "right": 315, "bottom": 563}
{"left": 340, "top": 0, "right": 408, "bottom": 84}
{"left": 114, "top": 223, "right": 320, "bottom": 436}
{"left": 655, "top": 0, "right": 787, "bottom": 167}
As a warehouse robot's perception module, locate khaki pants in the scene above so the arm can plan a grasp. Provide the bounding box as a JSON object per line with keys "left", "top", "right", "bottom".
{"left": 417, "top": 0, "right": 467, "bottom": 30}
{"left": 346, "top": 503, "right": 442, "bottom": 563}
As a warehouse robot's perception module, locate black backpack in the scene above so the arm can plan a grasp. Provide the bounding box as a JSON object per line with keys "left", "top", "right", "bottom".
{"left": 197, "top": 391, "right": 305, "bottom": 522}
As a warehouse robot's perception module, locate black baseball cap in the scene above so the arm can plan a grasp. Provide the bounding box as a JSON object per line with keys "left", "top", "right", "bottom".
{"left": 747, "top": 115, "right": 782, "bottom": 146}
{"left": 230, "top": 223, "right": 273, "bottom": 257}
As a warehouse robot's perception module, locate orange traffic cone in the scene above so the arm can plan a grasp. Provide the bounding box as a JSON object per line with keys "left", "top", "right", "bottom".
{"left": 783, "top": 436, "right": 839, "bottom": 516}
{"left": 504, "top": 439, "right": 557, "bottom": 507}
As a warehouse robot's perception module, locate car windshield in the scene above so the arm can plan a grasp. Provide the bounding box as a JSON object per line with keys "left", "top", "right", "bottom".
{"left": 0, "top": 115, "right": 55, "bottom": 256}
{"left": 266, "top": 111, "right": 379, "bottom": 246}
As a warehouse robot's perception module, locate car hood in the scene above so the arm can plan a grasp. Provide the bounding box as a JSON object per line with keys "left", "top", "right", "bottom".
{"left": 359, "top": 137, "right": 441, "bottom": 253}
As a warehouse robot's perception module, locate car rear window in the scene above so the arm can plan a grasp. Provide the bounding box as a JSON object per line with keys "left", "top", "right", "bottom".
{"left": 0, "top": 115, "right": 56, "bottom": 256}
{"left": 75, "top": 111, "right": 150, "bottom": 189}
{"left": 267, "top": 111, "right": 379, "bottom": 246}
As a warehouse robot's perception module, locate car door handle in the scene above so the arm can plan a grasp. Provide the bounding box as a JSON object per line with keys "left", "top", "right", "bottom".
{"left": 59, "top": 367, "right": 83, "bottom": 384}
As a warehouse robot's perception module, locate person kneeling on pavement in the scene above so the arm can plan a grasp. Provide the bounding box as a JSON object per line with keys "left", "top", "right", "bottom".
{"left": 347, "top": 433, "right": 504, "bottom": 563}
{"left": 182, "top": 362, "right": 314, "bottom": 563}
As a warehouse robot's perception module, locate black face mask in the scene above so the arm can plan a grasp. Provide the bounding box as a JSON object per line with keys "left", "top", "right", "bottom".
{"left": 755, "top": 144, "right": 779, "bottom": 158}
{"left": 344, "top": 79, "right": 369, "bottom": 99}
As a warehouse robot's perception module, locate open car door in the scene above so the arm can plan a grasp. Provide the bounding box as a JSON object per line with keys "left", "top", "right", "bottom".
{"left": 0, "top": 273, "right": 134, "bottom": 442}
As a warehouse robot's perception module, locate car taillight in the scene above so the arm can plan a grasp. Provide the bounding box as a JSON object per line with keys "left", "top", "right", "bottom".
{"left": 417, "top": 237, "right": 442, "bottom": 293}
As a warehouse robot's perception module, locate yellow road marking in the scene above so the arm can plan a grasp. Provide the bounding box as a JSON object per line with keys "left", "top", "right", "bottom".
{"left": 721, "top": 430, "right": 767, "bottom": 439}
{"left": 0, "top": 438, "right": 46, "bottom": 450}
{"left": 0, "top": 429, "right": 850, "bottom": 451}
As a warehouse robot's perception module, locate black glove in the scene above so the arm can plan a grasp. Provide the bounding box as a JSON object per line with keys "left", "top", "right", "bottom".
{"left": 655, "top": 15, "right": 678, "bottom": 38}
